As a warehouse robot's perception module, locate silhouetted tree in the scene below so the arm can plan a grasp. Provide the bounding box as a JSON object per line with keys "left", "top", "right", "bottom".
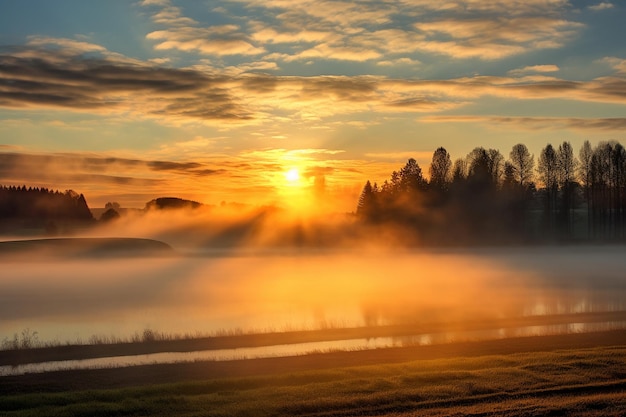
{"left": 467, "top": 147, "right": 492, "bottom": 185}
{"left": 105, "top": 202, "right": 121, "bottom": 211}
{"left": 487, "top": 149, "right": 504, "bottom": 185}
{"left": 356, "top": 180, "right": 376, "bottom": 219}
{"left": 0, "top": 185, "right": 94, "bottom": 234}
{"left": 509, "top": 143, "right": 534, "bottom": 187}
{"left": 537, "top": 144, "right": 559, "bottom": 237}
{"left": 579, "top": 140, "right": 594, "bottom": 237}
{"left": 355, "top": 140, "right": 626, "bottom": 245}
{"left": 100, "top": 208, "right": 121, "bottom": 222}
{"left": 429, "top": 147, "right": 452, "bottom": 192}
{"left": 451, "top": 158, "right": 466, "bottom": 183}
{"left": 398, "top": 158, "right": 427, "bottom": 193}
{"left": 503, "top": 162, "right": 516, "bottom": 190}
{"left": 557, "top": 141, "right": 578, "bottom": 237}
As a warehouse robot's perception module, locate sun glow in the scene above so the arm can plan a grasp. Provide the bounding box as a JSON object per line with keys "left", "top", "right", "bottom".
{"left": 285, "top": 168, "right": 300, "bottom": 183}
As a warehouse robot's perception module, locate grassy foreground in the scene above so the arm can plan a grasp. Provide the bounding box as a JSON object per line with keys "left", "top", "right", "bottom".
{"left": 2, "top": 331, "right": 626, "bottom": 416}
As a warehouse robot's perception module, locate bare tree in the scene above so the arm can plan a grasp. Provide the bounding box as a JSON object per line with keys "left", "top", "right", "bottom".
{"left": 538, "top": 144, "right": 558, "bottom": 190}
{"left": 557, "top": 141, "right": 578, "bottom": 238}
{"left": 578, "top": 140, "right": 593, "bottom": 237}
{"left": 451, "top": 158, "right": 466, "bottom": 183}
{"left": 508, "top": 143, "right": 534, "bottom": 187}
{"left": 487, "top": 149, "right": 504, "bottom": 185}
{"left": 502, "top": 161, "right": 516, "bottom": 190}
{"left": 538, "top": 144, "right": 559, "bottom": 235}
{"left": 557, "top": 141, "right": 578, "bottom": 188}
{"left": 429, "top": 147, "right": 452, "bottom": 191}
{"left": 578, "top": 140, "right": 593, "bottom": 190}
{"left": 467, "top": 147, "right": 491, "bottom": 184}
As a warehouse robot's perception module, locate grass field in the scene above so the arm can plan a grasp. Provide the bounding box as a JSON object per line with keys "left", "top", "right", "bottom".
{"left": 1, "top": 330, "right": 625, "bottom": 416}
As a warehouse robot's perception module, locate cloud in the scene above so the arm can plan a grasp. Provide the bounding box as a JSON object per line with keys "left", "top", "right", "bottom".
{"left": 146, "top": 27, "right": 265, "bottom": 56}
{"left": 0, "top": 46, "right": 255, "bottom": 122}
{"left": 2, "top": 41, "right": 626, "bottom": 128}
{"left": 140, "top": 0, "right": 170, "bottom": 6}
{"left": 0, "top": 152, "right": 161, "bottom": 188}
{"left": 508, "top": 65, "right": 560, "bottom": 76}
{"left": 0, "top": 152, "right": 226, "bottom": 182}
{"left": 251, "top": 27, "right": 332, "bottom": 44}
{"left": 364, "top": 151, "right": 434, "bottom": 162}
{"left": 26, "top": 36, "right": 107, "bottom": 55}
{"left": 588, "top": 2, "right": 614, "bottom": 11}
{"left": 138, "top": 0, "right": 583, "bottom": 64}
{"left": 291, "top": 43, "right": 382, "bottom": 62}
{"left": 422, "top": 115, "right": 626, "bottom": 132}
{"left": 151, "top": 5, "right": 198, "bottom": 26}
{"left": 0, "top": 151, "right": 237, "bottom": 207}
{"left": 222, "top": 0, "right": 583, "bottom": 62}
{"left": 0, "top": 147, "right": 370, "bottom": 211}
{"left": 601, "top": 57, "right": 626, "bottom": 74}
{"left": 377, "top": 58, "right": 421, "bottom": 67}
{"left": 413, "top": 17, "right": 583, "bottom": 60}
{"left": 142, "top": 1, "right": 263, "bottom": 57}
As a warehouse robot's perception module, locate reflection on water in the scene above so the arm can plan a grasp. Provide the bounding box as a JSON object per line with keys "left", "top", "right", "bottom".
{"left": 1, "top": 246, "right": 626, "bottom": 344}
{"left": 2, "top": 321, "right": 625, "bottom": 376}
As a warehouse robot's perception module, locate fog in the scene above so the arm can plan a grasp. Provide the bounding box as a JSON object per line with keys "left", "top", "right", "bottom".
{"left": 1, "top": 207, "right": 625, "bottom": 343}
{"left": 1, "top": 230, "right": 625, "bottom": 343}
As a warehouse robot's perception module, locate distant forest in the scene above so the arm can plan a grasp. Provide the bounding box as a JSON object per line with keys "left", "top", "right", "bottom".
{"left": 0, "top": 186, "right": 93, "bottom": 233}
{"left": 357, "top": 140, "right": 626, "bottom": 244}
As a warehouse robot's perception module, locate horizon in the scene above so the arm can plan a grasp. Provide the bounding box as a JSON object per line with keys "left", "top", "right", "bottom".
{"left": 0, "top": 1, "right": 624, "bottom": 212}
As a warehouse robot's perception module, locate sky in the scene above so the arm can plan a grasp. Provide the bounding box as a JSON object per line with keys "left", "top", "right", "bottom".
{"left": 0, "top": 0, "right": 625, "bottom": 212}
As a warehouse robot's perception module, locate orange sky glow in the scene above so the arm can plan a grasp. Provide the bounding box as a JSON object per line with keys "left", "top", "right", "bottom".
{"left": 0, "top": 0, "right": 624, "bottom": 213}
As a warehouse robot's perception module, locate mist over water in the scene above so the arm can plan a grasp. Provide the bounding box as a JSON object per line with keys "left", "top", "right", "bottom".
{"left": 1, "top": 243, "right": 625, "bottom": 344}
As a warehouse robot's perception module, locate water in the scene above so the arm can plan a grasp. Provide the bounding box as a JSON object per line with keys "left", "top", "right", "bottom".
{"left": 2, "top": 320, "right": 625, "bottom": 376}
{"left": 1, "top": 246, "right": 625, "bottom": 352}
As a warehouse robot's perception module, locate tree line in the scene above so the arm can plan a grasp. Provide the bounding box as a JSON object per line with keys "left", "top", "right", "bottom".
{"left": 357, "top": 140, "right": 626, "bottom": 244}
{"left": 0, "top": 185, "right": 93, "bottom": 225}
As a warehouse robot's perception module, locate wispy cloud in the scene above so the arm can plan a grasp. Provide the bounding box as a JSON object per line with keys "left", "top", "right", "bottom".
{"left": 2, "top": 41, "right": 626, "bottom": 128}
{"left": 508, "top": 65, "right": 560, "bottom": 76}
{"left": 413, "top": 17, "right": 582, "bottom": 60}
{"left": 364, "top": 151, "right": 433, "bottom": 162}
{"left": 139, "top": 0, "right": 584, "bottom": 63}
{"left": 422, "top": 115, "right": 626, "bottom": 131}
{"left": 601, "top": 57, "right": 626, "bottom": 74}
{"left": 588, "top": 2, "right": 614, "bottom": 11}
{"left": 146, "top": 27, "right": 265, "bottom": 56}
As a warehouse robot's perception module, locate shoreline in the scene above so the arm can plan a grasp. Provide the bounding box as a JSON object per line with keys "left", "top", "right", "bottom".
{"left": 2, "top": 329, "right": 625, "bottom": 394}
{"left": 2, "top": 311, "right": 626, "bottom": 366}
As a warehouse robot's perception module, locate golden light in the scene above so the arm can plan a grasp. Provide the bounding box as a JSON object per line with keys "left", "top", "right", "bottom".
{"left": 285, "top": 168, "right": 300, "bottom": 183}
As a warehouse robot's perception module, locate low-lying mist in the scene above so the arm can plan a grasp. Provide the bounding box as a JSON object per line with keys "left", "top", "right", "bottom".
{"left": 1, "top": 211, "right": 625, "bottom": 343}
{"left": 84, "top": 204, "right": 424, "bottom": 251}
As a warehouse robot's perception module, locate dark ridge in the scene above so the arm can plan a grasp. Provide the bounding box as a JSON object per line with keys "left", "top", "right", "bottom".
{"left": 0, "top": 237, "right": 175, "bottom": 259}
{"left": 145, "top": 197, "right": 202, "bottom": 210}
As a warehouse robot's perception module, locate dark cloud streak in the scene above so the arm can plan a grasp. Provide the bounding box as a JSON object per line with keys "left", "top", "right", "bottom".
{"left": 0, "top": 152, "right": 228, "bottom": 186}
{"left": 1, "top": 44, "right": 626, "bottom": 126}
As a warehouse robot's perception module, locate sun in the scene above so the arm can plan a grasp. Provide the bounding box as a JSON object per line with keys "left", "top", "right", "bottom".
{"left": 285, "top": 168, "right": 300, "bottom": 183}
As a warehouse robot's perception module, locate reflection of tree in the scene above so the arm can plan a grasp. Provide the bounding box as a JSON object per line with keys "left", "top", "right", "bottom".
{"left": 357, "top": 140, "right": 626, "bottom": 244}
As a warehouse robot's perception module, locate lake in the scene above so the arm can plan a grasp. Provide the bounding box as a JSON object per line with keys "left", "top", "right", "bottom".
{"left": 2, "top": 245, "right": 625, "bottom": 347}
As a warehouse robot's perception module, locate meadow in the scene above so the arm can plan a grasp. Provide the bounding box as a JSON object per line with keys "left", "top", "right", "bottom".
{"left": 1, "top": 330, "right": 625, "bottom": 416}
{"left": 2, "top": 241, "right": 626, "bottom": 415}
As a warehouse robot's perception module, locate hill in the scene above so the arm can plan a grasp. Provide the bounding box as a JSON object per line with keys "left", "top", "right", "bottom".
{"left": 144, "top": 197, "right": 203, "bottom": 210}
